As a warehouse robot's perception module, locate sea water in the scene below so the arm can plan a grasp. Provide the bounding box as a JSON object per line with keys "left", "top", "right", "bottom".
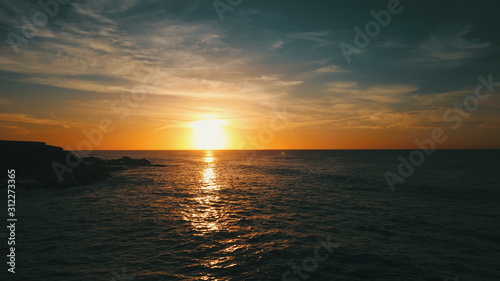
{"left": 2, "top": 150, "right": 499, "bottom": 280}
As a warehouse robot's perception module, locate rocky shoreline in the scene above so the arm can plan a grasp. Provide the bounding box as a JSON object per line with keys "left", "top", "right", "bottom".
{"left": 0, "top": 140, "right": 160, "bottom": 189}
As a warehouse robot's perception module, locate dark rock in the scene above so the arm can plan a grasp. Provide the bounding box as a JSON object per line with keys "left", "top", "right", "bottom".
{"left": 82, "top": 156, "right": 105, "bottom": 165}
{"left": 0, "top": 140, "right": 110, "bottom": 189}
{"left": 105, "top": 166, "right": 127, "bottom": 171}
{"left": 0, "top": 140, "right": 160, "bottom": 189}
{"left": 106, "top": 156, "right": 152, "bottom": 166}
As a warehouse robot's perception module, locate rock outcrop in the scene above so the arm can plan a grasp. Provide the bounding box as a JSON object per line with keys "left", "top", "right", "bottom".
{"left": 0, "top": 140, "right": 156, "bottom": 189}
{"left": 105, "top": 156, "right": 152, "bottom": 166}
{"left": 0, "top": 140, "right": 111, "bottom": 188}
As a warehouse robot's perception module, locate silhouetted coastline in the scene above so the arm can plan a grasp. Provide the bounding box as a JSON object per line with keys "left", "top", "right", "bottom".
{"left": 0, "top": 140, "right": 158, "bottom": 189}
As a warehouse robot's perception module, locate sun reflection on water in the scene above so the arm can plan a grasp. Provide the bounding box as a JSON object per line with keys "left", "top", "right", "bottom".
{"left": 182, "top": 151, "right": 226, "bottom": 234}
{"left": 204, "top": 154, "right": 215, "bottom": 163}
{"left": 179, "top": 151, "right": 245, "bottom": 277}
{"left": 202, "top": 166, "right": 217, "bottom": 190}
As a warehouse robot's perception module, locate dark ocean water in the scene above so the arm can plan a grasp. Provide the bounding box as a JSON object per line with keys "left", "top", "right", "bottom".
{"left": 2, "top": 150, "right": 499, "bottom": 281}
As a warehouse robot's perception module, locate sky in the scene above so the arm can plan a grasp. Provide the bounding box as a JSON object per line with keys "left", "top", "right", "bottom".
{"left": 0, "top": 0, "right": 499, "bottom": 150}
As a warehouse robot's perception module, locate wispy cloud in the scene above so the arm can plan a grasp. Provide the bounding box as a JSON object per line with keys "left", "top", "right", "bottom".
{"left": 0, "top": 113, "right": 87, "bottom": 129}
{"left": 311, "top": 65, "right": 345, "bottom": 74}
{"left": 282, "top": 81, "right": 500, "bottom": 130}
{"left": 0, "top": 0, "right": 498, "bottom": 147}
{"left": 0, "top": 124, "right": 30, "bottom": 134}
{"left": 419, "top": 26, "right": 491, "bottom": 68}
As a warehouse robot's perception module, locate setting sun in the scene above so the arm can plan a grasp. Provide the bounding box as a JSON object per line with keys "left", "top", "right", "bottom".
{"left": 189, "top": 119, "right": 228, "bottom": 150}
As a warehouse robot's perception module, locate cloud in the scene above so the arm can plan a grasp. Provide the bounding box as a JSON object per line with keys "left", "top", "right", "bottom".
{"left": 311, "top": 65, "right": 345, "bottom": 74}
{"left": 0, "top": 124, "right": 30, "bottom": 134}
{"left": 0, "top": 0, "right": 498, "bottom": 141}
{"left": 71, "top": 3, "right": 116, "bottom": 24}
{"left": 282, "top": 81, "right": 500, "bottom": 130}
{"left": 87, "top": 0, "right": 139, "bottom": 14}
{"left": 0, "top": 113, "right": 87, "bottom": 129}
{"left": 419, "top": 26, "right": 491, "bottom": 68}
{"left": 0, "top": 1, "right": 305, "bottom": 103}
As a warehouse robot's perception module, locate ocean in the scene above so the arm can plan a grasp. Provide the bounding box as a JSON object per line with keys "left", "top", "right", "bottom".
{"left": 2, "top": 150, "right": 499, "bottom": 281}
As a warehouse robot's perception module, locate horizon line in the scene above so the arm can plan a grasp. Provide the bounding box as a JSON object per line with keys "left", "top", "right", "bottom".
{"left": 76, "top": 148, "right": 500, "bottom": 151}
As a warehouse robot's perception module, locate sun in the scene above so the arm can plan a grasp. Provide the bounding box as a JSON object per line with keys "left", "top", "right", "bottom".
{"left": 189, "top": 119, "right": 228, "bottom": 150}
